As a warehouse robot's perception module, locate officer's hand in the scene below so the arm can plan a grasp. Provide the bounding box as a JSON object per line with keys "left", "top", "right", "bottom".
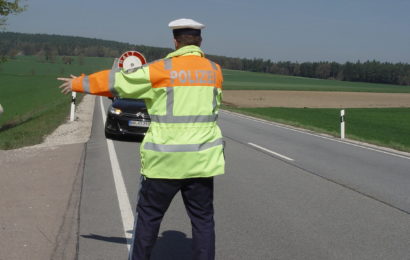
{"left": 57, "top": 74, "right": 77, "bottom": 94}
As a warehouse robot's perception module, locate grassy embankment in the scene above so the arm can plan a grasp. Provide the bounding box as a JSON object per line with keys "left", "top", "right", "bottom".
{"left": 222, "top": 69, "right": 410, "bottom": 152}
{"left": 0, "top": 56, "right": 113, "bottom": 149}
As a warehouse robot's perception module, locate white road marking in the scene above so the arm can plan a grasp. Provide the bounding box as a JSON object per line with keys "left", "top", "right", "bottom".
{"left": 248, "top": 142, "right": 294, "bottom": 161}
{"left": 222, "top": 110, "right": 410, "bottom": 161}
{"left": 100, "top": 97, "right": 134, "bottom": 251}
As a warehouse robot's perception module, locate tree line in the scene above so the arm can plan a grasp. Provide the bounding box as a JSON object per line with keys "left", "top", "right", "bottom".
{"left": 1, "top": 32, "right": 409, "bottom": 86}
{"left": 211, "top": 58, "right": 410, "bottom": 86}
{"left": 0, "top": 32, "right": 171, "bottom": 62}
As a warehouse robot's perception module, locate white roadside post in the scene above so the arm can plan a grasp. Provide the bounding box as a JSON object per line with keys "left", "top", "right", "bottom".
{"left": 70, "top": 91, "right": 77, "bottom": 121}
{"left": 340, "top": 109, "right": 345, "bottom": 139}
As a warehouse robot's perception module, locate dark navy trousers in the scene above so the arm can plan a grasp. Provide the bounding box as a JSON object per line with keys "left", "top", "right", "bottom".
{"left": 129, "top": 177, "right": 215, "bottom": 260}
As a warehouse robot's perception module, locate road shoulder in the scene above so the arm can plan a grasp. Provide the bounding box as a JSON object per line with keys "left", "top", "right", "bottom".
{"left": 0, "top": 95, "right": 95, "bottom": 260}
{"left": 0, "top": 143, "right": 86, "bottom": 260}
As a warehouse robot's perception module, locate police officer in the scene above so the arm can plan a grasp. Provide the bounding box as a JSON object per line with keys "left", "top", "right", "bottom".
{"left": 58, "top": 18, "right": 225, "bottom": 260}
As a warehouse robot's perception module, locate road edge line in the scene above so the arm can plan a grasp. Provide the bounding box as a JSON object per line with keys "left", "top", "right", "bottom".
{"left": 100, "top": 97, "right": 134, "bottom": 251}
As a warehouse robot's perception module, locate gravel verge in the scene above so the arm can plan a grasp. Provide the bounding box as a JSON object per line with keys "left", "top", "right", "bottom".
{"left": 36, "top": 94, "right": 96, "bottom": 148}
{"left": 0, "top": 94, "right": 95, "bottom": 162}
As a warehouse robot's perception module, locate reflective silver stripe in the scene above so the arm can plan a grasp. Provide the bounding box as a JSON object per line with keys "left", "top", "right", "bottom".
{"left": 124, "top": 67, "right": 140, "bottom": 74}
{"left": 83, "top": 76, "right": 90, "bottom": 93}
{"left": 150, "top": 114, "right": 218, "bottom": 123}
{"left": 144, "top": 138, "right": 223, "bottom": 152}
{"left": 166, "top": 87, "right": 174, "bottom": 115}
{"left": 164, "top": 58, "right": 172, "bottom": 70}
{"left": 109, "top": 69, "right": 119, "bottom": 96}
{"left": 111, "top": 58, "right": 119, "bottom": 70}
{"left": 210, "top": 60, "right": 218, "bottom": 70}
{"left": 213, "top": 87, "right": 218, "bottom": 112}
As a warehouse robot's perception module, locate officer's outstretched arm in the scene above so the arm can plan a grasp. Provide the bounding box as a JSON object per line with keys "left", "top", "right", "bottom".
{"left": 57, "top": 67, "right": 153, "bottom": 100}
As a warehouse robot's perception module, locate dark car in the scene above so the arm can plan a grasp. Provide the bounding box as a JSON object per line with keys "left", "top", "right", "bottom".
{"left": 104, "top": 98, "right": 150, "bottom": 141}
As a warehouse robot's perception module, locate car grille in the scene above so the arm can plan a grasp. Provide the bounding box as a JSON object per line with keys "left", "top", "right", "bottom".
{"left": 122, "top": 112, "right": 151, "bottom": 120}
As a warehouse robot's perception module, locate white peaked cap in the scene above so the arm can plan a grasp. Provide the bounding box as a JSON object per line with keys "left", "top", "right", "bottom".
{"left": 168, "top": 18, "right": 205, "bottom": 30}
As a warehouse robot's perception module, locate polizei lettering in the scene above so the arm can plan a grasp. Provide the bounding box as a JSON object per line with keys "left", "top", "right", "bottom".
{"left": 170, "top": 70, "right": 216, "bottom": 85}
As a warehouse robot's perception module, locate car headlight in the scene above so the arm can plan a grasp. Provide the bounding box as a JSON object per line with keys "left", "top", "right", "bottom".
{"left": 109, "top": 107, "right": 122, "bottom": 115}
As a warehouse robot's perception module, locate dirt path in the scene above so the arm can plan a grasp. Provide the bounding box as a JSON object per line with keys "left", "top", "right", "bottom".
{"left": 223, "top": 90, "right": 410, "bottom": 108}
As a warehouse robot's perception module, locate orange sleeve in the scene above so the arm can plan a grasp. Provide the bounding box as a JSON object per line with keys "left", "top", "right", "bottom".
{"left": 71, "top": 71, "right": 114, "bottom": 98}
{"left": 216, "top": 64, "right": 223, "bottom": 89}
{"left": 71, "top": 74, "right": 85, "bottom": 93}
{"left": 88, "top": 70, "right": 113, "bottom": 97}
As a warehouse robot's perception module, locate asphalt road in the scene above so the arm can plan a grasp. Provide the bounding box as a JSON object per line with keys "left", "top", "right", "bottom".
{"left": 78, "top": 97, "right": 410, "bottom": 260}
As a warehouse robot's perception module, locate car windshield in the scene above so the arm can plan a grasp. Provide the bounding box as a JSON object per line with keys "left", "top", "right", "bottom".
{"left": 113, "top": 98, "right": 146, "bottom": 107}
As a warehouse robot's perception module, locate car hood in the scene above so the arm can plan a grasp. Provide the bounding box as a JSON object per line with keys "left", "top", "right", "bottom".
{"left": 112, "top": 98, "right": 148, "bottom": 114}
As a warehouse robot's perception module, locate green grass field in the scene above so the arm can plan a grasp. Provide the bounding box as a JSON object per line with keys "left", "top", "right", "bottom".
{"left": 223, "top": 69, "right": 410, "bottom": 93}
{"left": 0, "top": 56, "right": 114, "bottom": 149}
{"left": 224, "top": 106, "right": 410, "bottom": 152}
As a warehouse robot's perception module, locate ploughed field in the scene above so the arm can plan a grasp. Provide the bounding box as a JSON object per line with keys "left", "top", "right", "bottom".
{"left": 222, "top": 90, "right": 410, "bottom": 108}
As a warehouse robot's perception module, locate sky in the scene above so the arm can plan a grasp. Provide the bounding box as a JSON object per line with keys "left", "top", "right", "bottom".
{"left": 4, "top": 0, "right": 410, "bottom": 63}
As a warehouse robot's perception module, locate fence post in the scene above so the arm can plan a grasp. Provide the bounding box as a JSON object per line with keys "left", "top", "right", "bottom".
{"left": 340, "top": 109, "right": 345, "bottom": 139}
{"left": 70, "top": 91, "right": 77, "bottom": 121}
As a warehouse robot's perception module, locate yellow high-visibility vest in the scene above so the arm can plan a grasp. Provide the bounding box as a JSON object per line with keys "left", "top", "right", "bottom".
{"left": 72, "top": 45, "right": 225, "bottom": 179}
